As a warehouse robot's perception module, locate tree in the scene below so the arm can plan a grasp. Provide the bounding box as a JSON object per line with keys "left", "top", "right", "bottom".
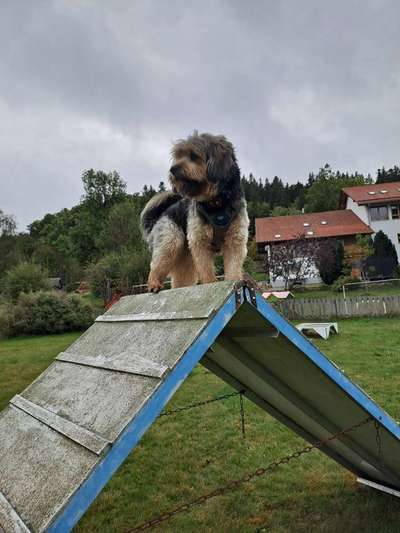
{"left": 247, "top": 201, "right": 270, "bottom": 236}
{"left": 2, "top": 261, "right": 50, "bottom": 299}
{"left": 315, "top": 239, "right": 344, "bottom": 285}
{"left": 364, "top": 231, "right": 398, "bottom": 279}
{"left": 81, "top": 169, "right": 127, "bottom": 210}
{"left": 100, "top": 198, "right": 144, "bottom": 252}
{"left": 270, "top": 206, "right": 302, "bottom": 217}
{"left": 376, "top": 166, "right": 400, "bottom": 184}
{"left": 355, "top": 234, "right": 374, "bottom": 279}
{"left": 304, "top": 164, "right": 373, "bottom": 213}
{"left": 265, "top": 234, "right": 319, "bottom": 289}
{"left": 0, "top": 210, "right": 16, "bottom": 236}
{"left": 372, "top": 231, "right": 398, "bottom": 263}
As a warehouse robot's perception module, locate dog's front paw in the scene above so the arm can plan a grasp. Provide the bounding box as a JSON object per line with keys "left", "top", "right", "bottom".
{"left": 147, "top": 277, "right": 164, "bottom": 293}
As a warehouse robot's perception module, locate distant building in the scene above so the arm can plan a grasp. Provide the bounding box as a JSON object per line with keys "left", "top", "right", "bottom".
{"left": 256, "top": 210, "right": 373, "bottom": 288}
{"left": 339, "top": 181, "right": 400, "bottom": 259}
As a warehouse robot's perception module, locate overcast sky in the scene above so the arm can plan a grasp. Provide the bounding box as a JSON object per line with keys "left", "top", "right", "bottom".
{"left": 1, "top": 1, "right": 400, "bottom": 230}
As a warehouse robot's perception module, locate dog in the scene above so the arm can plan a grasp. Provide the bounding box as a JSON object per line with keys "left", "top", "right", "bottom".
{"left": 140, "top": 132, "right": 249, "bottom": 292}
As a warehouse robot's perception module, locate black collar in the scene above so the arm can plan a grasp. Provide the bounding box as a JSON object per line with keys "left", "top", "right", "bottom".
{"left": 196, "top": 200, "right": 237, "bottom": 228}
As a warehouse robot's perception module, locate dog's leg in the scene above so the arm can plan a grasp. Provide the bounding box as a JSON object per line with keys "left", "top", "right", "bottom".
{"left": 187, "top": 213, "right": 217, "bottom": 284}
{"left": 189, "top": 242, "right": 216, "bottom": 284}
{"left": 222, "top": 210, "right": 249, "bottom": 281}
{"left": 170, "top": 250, "right": 198, "bottom": 288}
{"left": 147, "top": 219, "right": 184, "bottom": 292}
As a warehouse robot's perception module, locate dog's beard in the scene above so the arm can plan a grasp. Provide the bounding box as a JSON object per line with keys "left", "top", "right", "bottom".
{"left": 170, "top": 174, "right": 212, "bottom": 200}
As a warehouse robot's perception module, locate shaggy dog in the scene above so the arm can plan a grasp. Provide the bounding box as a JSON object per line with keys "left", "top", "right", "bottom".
{"left": 140, "top": 132, "right": 249, "bottom": 292}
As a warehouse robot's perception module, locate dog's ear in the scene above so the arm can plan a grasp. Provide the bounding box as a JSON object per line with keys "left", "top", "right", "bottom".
{"left": 206, "top": 142, "right": 237, "bottom": 184}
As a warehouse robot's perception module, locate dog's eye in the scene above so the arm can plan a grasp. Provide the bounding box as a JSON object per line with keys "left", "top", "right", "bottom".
{"left": 190, "top": 151, "right": 199, "bottom": 162}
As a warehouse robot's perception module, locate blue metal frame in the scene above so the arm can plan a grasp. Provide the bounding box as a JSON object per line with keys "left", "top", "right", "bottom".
{"left": 47, "top": 292, "right": 241, "bottom": 532}
{"left": 253, "top": 290, "right": 400, "bottom": 439}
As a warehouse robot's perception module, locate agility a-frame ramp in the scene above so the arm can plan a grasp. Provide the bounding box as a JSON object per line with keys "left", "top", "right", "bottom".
{"left": 1, "top": 280, "right": 400, "bottom": 532}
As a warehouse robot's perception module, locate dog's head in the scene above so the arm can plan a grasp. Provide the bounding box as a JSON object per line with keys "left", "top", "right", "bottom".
{"left": 169, "top": 132, "right": 240, "bottom": 201}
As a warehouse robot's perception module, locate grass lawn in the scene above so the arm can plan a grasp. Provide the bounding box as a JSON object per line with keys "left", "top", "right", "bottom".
{"left": 1, "top": 319, "right": 400, "bottom": 532}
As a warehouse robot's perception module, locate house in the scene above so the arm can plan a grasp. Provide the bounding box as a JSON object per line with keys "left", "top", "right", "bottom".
{"left": 255, "top": 210, "right": 373, "bottom": 288}
{"left": 339, "top": 181, "right": 400, "bottom": 259}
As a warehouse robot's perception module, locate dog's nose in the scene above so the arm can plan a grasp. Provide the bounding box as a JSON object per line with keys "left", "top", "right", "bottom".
{"left": 170, "top": 164, "right": 180, "bottom": 177}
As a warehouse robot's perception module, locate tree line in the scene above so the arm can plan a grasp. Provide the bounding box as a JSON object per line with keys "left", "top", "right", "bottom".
{"left": 0, "top": 164, "right": 397, "bottom": 292}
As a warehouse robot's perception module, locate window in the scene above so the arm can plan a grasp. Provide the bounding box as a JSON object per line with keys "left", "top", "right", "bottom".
{"left": 370, "top": 206, "right": 389, "bottom": 221}
{"left": 398, "top": 233, "right": 400, "bottom": 244}
{"left": 391, "top": 205, "right": 400, "bottom": 220}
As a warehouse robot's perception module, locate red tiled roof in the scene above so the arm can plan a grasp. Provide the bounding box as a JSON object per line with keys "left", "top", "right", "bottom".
{"left": 255, "top": 209, "right": 373, "bottom": 244}
{"left": 340, "top": 181, "right": 400, "bottom": 206}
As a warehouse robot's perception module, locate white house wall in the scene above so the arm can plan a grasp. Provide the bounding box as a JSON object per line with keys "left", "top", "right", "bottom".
{"left": 346, "top": 196, "right": 400, "bottom": 259}
{"left": 345, "top": 197, "right": 369, "bottom": 224}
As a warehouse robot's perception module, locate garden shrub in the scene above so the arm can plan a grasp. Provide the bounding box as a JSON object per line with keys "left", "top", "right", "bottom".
{"left": 331, "top": 275, "right": 360, "bottom": 293}
{"left": 315, "top": 239, "right": 344, "bottom": 285}
{"left": 86, "top": 249, "right": 150, "bottom": 298}
{"left": 2, "top": 291, "right": 96, "bottom": 337}
{"left": 0, "top": 301, "right": 14, "bottom": 338}
{"left": 2, "top": 261, "right": 50, "bottom": 299}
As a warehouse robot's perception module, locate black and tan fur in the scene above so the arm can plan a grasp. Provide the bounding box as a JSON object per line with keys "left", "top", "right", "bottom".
{"left": 140, "top": 132, "right": 249, "bottom": 292}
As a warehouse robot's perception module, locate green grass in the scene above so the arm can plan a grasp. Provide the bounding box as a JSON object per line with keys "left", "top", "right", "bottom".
{"left": 0, "top": 332, "right": 80, "bottom": 411}
{"left": 1, "top": 320, "right": 400, "bottom": 532}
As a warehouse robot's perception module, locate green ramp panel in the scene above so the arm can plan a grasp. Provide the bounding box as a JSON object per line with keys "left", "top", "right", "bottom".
{"left": 0, "top": 280, "right": 399, "bottom": 532}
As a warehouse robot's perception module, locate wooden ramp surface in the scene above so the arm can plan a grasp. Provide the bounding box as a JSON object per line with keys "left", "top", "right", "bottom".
{"left": 1, "top": 280, "right": 400, "bottom": 532}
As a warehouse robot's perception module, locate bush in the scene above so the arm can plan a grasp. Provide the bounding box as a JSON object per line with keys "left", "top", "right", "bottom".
{"left": 315, "top": 239, "right": 344, "bottom": 285}
{"left": 373, "top": 230, "right": 398, "bottom": 262}
{"left": 0, "top": 291, "right": 97, "bottom": 337}
{"left": 331, "top": 275, "right": 360, "bottom": 293}
{"left": 86, "top": 249, "right": 150, "bottom": 298}
{"left": 2, "top": 261, "right": 50, "bottom": 299}
{"left": 0, "top": 301, "right": 14, "bottom": 338}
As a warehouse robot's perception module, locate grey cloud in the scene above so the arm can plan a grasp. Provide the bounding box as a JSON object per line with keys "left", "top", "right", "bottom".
{"left": 1, "top": 0, "right": 400, "bottom": 229}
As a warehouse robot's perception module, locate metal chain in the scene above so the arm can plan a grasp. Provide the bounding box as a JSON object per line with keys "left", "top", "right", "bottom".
{"left": 127, "top": 416, "right": 372, "bottom": 532}
{"left": 374, "top": 419, "right": 383, "bottom": 458}
{"left": 158, "top": 390, "right": 243, "bottom": 418}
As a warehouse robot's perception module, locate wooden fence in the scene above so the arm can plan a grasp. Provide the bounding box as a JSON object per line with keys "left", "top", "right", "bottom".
{"left": 274, "top": 295, "right": 400, "bottom": 320}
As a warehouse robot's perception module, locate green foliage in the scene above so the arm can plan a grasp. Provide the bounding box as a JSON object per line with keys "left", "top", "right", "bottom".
{"left": 270, "top": 205, "right": 302, "bottom": 217}
{"left": 0, "top": 291, "right": 96, "bottom": 337}
{"left": 0, "top": 210, "right": 16, "bottom": 236}
{"left": 100, "top": 198, "right": 144, "bottom": 252}
{"left": 0, "top": 301, "right": 13, "bottom": 338}
{"left": 372, "top": 231, "right": 398, "bottom": 262}
{"left": 247, "top": 238, "right": 258, "bottom": 261}
{"left": 86, "top": 249, "right": 150, "bottom": 298}
{"left": 29, "top": 206, "right": 95, "bottom": 266}
{"left": 315, "top": 239, "right": 344, "bottom": 285}
{"left": 81, "top": 169, "right": 127, "bottom": 210}
{"left": 356, "top": 234, "right": 374, "bottom": 257}
{"left": 331, "top": 275, "right": 361, "bottom": 292}
{"left": 0, "top": 233, "right": 35, "bottom": 280}
{"left": 243, "top": 255, "right": 256, "bottom": 275}
{"left": 246, "top": 201, "right": 270, "bottom": 236}
{"left": 2, "top": 261, "right": 50, "bottom": 299}
{"left": 376, "top": 166, "right": 400, "bottom": 184}
{"left": 304, "top": 164, "right": 372, "bottom": 213}
{"left": 215, "top": 253, "right": 256, "bottom": 277}
{"left": 241, "top": 174, "right": 306, "bottom": 208}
